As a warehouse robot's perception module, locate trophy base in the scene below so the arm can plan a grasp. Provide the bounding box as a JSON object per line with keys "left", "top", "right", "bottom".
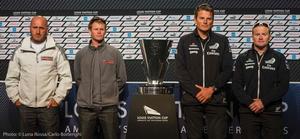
{"left": 138, "top": 85, "right": 171, "bottom": 95}
{"left": 126, "top": 95, "right": 179, "bottom": 139}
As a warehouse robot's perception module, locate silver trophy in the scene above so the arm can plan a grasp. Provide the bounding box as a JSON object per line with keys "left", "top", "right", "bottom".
{"left": 138, "top": 39, "right": 173, "bottom": 94}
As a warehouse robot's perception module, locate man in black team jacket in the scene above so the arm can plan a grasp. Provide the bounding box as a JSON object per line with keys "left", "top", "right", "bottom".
{"left": 175, "top": 3, "right": 233, "bottom": 139}
{"left": 232, "top": 23, "right": 290, "bottom": 139}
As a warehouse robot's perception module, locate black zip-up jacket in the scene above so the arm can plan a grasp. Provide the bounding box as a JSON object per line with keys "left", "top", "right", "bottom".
{"left": 232, "top": 45, "right": 290, "bottom": 113}
{"left": 175, "top": 29, "right": 233, "bottom": 105}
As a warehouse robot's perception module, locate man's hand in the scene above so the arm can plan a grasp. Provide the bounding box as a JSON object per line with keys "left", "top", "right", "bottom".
{"left": 15, "top": 99, "right": 21, "bottom": 107}
{"left": 195, "top": 85, "right": 215, "bottom": 104}
{"left": 249, "top": 99, "right": 264, "bottom": 113}
{"left": 47, "top": 98, "right": 59, "bottom": 108}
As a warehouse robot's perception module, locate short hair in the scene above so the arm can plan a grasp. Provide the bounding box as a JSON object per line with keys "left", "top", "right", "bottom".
{"left": 88, "top": 17, "right": 106, "bottom": 30}
{"left": 30, "top": 16, "right": 48, "bottom": 28}
{"left": 194, "top": 3, "right": 214, "bottom": 19}
{"left": 252, "top": 22, "right": 271, "bottom": 34}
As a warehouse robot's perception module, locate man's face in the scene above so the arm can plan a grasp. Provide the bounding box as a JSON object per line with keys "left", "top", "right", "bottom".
{"left": 89, "top": 22, "right": 106, "bottom": 42}
{"left": 30, "top": 17, "right": 48, "bottom": 44}
{"left": 252, "top": 26, "right": 271, "bottom": 49}
{"left": 194, "top": 10, "right": 214, "bottom": 33}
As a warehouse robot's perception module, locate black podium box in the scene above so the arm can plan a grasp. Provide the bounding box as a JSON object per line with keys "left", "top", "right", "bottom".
{"left": 126, "top": 94, "right": 179, "bottom": 139}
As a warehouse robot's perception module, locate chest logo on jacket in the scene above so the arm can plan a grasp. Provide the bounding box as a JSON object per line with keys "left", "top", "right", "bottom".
{"left": 207, "top": 43, "right": 220, "bottom": 56}
{"left": 103, "top": 59, "right": 114, "bottom": 64}
{"left": 265, "top": 58, "right": 276, "bottom": 64}
{"left": 262, "top": 57, "right": 276, "bottom": 71}
{"left": 188, "top": 43, "right": 199, "bottom": 54}
{"left": 41, "top": 56, "right": 53, "bottom": 61}
{"left": 208, "top": 43, "right": 219, "bottom": 49}
{"left": 244, "top": 58, "right": 255, "bottom": 70}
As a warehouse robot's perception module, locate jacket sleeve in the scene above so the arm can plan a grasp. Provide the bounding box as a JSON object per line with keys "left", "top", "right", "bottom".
{"left": 52, "top": 47, "right": 72, "bottom": 104}
{"left": 262, "top": 55, "right": 290, "bottom": 106}
{"left": 5, "top": 50, "right": 21, "bottom": 103}
{"left": 116, "top": 50, "right": 127, "bottom": 93}
{"left": 232, "top": 55, "right": 253, "bottom": 106}
{"left": 213, "top": 37, "right": 233, "bottom": 90}
{"left": 175, "top": 37, "right": 198, "bottom": 96}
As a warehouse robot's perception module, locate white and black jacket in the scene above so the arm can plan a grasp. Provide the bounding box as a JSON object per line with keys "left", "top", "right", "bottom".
{"left": 175, "top": 29, "right": 233, "bottom": 105}
{"left": 232, "top": 45, "right": 290, "bottom": 113}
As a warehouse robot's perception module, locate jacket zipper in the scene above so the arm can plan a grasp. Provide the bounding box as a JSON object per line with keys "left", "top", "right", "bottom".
{"left": 200, "top": 38, "right": 209, "bottom": 87}
{"left": 99, "top": 50, "right": 102, "bottom": 103}
{"left": 36, "top": 52, "right": 38, "bottom": 107}
{"left": 35, "top": 47, "right": 43, "bottom": 107}
{"left": 90, "top": 51, "right": 95, "bottom": 106}
{"left": 256, "top": 53, "right": 264, "bottom": 99}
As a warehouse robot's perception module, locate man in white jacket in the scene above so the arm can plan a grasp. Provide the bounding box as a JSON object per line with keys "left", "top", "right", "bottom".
{"left": 5, "top": 16, "right": 72, "bottom": 139}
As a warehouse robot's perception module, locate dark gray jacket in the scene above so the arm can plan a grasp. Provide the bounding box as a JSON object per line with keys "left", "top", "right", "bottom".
{"left": 74, "top": 41, "right": 127, "bottom": 107}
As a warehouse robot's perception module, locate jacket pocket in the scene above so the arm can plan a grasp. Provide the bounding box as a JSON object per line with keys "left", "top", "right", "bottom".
{"left": 76, "top": 82, "right": 91, "bottom": 106}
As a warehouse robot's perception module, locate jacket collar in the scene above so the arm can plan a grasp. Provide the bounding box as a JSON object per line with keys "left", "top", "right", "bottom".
{"left": 250, "top": 43, "right": 272, "bottom": 55}
{"left": 88, "top": 40, "right": 106, "bottom": 51}
{"left": 20, "top": 36, "right": 56, "bottom": 52}
{"left": 193, "top": 28, "right": 212, "bottom": 40}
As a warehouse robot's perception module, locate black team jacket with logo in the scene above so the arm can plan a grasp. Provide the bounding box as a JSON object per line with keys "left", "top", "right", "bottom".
{"left": 232, "top": 45, "right": 290, "bottom": 113}
{"left": 175, "top": 29, "right": 233, "bottom": 106}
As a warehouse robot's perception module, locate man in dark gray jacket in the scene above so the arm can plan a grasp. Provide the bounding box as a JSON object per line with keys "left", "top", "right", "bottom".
{"left": 74, "top": 17, "right": 127, "bottom": 139}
